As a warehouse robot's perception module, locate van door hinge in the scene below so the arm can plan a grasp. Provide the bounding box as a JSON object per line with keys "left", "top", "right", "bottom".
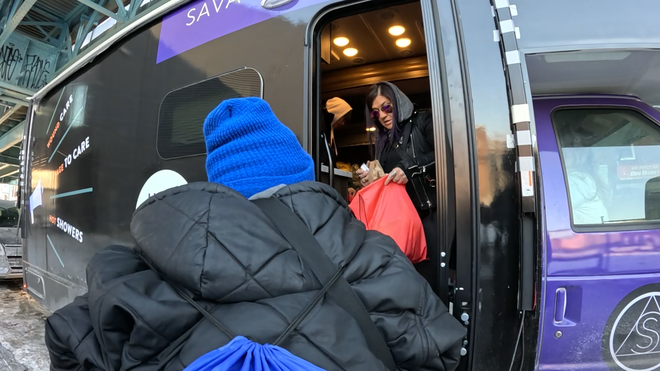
{"left": 492, "top": 0, "right": 537, "bottom": 313}
{"left": 491, "top": 0, "right": 537, "bottom": 214}
{"left": 511, "top": 106, "right": 536, "bottom": 213}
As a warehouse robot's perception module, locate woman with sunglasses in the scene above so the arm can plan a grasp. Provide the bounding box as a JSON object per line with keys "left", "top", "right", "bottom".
{"left": 357, "top": 81, "right": 439, "bottom": 287}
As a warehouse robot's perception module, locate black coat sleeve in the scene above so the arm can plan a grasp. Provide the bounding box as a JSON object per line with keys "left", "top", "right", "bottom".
{"left": 397, "top": 111, "right": 435, "bottom": 179}
{"left": 45, "top": 294, "right": 105, "bottom": 371}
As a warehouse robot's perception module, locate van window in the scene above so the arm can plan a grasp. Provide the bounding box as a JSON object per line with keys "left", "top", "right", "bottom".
{"left": 158, "top": 68, "right": 263, "bottom": 159}
{"left": 553, "top": 107, "right": 660, "bottom": 228}
{"left": 0, "top": 208, "right": 17, "bottom": 227}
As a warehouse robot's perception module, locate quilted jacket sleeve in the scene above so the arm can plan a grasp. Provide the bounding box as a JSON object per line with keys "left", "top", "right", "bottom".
{"left": 348, "top": 230, "right": 466, "bottom": 371}
{"left": 45, "top": 295, "right": 105, "bottom": 371}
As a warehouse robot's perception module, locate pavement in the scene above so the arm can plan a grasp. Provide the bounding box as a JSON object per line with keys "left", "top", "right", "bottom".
{"left": 0, "top": 280, "right": 50, "bottom": 371}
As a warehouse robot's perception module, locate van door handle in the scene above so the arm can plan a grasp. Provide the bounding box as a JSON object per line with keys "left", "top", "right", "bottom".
{"left": 554, "top": 287, "right": 567, "bottom": 323}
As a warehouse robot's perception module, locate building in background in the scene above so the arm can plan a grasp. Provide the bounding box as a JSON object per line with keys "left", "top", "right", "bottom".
{"left": 0, "top": 183, "right": 18, "bottom": 201}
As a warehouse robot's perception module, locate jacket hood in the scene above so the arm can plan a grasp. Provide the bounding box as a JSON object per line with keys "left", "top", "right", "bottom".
{"left": 381, "top": 81, "right": 414, "bottom": 123}
{"left": 129, "top": 181, "right": 364, "bottom": 302}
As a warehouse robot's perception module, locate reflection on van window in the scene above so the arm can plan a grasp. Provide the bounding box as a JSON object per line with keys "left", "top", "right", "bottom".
{"left": 158, "top": 68, "right": 262, "bottom": 159}
{"left": 553, "top": 108, "right": 660, "bottom": 227}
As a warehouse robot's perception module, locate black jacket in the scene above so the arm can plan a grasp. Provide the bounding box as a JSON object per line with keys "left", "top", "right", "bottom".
{"left": 45, "top": 182, "right": 465, "bottom": 371}
{"left": 382, "top": 110, "right": 437, "bottom": 210}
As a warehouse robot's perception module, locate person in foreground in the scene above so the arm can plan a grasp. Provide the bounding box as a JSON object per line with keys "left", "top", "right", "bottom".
{"left": 44, "top": 97, "right": 466, "bottom": 371}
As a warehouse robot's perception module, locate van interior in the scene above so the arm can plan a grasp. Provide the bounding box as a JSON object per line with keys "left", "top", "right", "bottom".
{"left": 318, "top": 2, "right": 430, "bottom": 173}
{"left": 314, "top": 1, "right": 451, "bottom": 298}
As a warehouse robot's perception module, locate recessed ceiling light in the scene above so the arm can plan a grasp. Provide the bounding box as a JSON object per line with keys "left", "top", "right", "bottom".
{"left": 343, "top": 48, "right": 358, "bottom": 57}
{"left": 396, "top": 38, "right": 411, "bottom": 48}
{"left": 389, "top": 26, "right": 405, "bottom": 36}
{"left": 333, "top": 37, "right": 349, "bottom": 47}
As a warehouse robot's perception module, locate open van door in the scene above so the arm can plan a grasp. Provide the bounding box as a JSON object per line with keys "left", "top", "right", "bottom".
{"left": 310, "top": 0, "right": 456, "bottom": 306}
{"left": 309, "top": 1, "right": 480, "bottom": 365}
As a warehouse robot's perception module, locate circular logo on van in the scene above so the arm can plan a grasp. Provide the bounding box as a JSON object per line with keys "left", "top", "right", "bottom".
{"left": 603, "top": 284, "right": 660, "bottom": 371}
{"left": 135, "top": 170, "right": 188, "bottom": 209}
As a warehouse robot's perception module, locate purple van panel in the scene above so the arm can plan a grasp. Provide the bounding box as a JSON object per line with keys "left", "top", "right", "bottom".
{"left": 539, "top": 276, "right": 660, "bottom": 371}
{"left": 156, "top": 0, "right": 329, "bottom": 63}
{"left": 534, "top": 95, "right": 660, "bottom": 371}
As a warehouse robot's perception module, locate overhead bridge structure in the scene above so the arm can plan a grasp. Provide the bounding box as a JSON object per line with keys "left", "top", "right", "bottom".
{"left": 0, "top": 0, "right": 169, "bottom": 184}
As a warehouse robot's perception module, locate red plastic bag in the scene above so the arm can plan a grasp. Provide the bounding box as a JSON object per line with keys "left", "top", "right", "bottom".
{"left": 349, "top": 177, "right": 427, "bottom": 264}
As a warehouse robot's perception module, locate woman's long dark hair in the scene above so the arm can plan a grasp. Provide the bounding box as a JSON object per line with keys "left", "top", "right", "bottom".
{"left": 365, "top": 82, "right": 402, "bottom": 157}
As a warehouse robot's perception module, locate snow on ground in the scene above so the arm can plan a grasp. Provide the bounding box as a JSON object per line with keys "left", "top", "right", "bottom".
{"left": 0, "top": 280, "right": 50, "bottom": 371}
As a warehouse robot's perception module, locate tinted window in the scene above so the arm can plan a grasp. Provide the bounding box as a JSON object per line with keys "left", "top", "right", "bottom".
{"left": 553, "top": 107, "right": 660, "bottom": 229}
{"left": 158, "top": 68, "right": 263, "bottom": 159}
{"left": 0, "top": 206, "right": 19, "bottom": 228}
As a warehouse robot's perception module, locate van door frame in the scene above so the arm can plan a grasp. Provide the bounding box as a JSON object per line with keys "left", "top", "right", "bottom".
{"left": 430, "top": 0, "right": 479, "bottom": 367}
{"left": 489, "top": 0, "right": 542, "bottom": 369}
{"left": 304, "top": 0, "right": 469, "bottom": 333}
{"left": 518, "top": 53, "right": 545, "bottom": 371}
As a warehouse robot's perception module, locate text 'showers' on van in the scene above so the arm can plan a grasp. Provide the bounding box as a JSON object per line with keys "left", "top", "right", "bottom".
{"left": 20, "top": 0, "right": 660, "bottom": 370}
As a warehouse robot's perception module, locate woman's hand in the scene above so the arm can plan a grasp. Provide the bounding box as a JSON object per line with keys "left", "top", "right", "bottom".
{"left": 385, "top": 167, "right": 408, "bottom": 186}
{"left": 357, "top": 168, "right": 370, "bottom": 186}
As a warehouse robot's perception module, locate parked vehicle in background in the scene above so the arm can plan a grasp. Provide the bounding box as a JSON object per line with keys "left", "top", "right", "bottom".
{"left": 0, "top": 199, "right": 21, "bottom": 279}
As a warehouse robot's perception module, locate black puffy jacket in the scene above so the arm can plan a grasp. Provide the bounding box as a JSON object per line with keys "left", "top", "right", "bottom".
{"left": 45, "top": 182, "right": 465, "bottom": 371}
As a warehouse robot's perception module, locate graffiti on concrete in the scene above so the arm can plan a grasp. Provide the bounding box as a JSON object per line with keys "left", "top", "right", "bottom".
{"left": 23, "top": 54, "right": 52, "bottom": 90}
{"left": 0, "top": 43, "right": 24, "bottom": 83}
{"left": 0, "top": 33, "right": 60, "bottom": 91}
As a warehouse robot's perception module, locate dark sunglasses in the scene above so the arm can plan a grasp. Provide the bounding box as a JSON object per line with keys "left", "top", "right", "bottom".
{"left": 370, "top": 103, "right": 393, "bottom": 119}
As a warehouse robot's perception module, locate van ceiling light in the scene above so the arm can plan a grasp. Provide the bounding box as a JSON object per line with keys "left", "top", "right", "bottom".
{"left": 366, "top": 127, "right": 376, "bottom": 132}
{"left": 544, "top": 51, "right": 631, "bottom": 63}
{"left": 389, "top": 26, "right": 405, "bottom": 36}
{"left": 396, "top": 38, "right": 411, "bottom": 48}
{"left": 343, "top": 48, "right": 358, "bottom": 57}
{"left": 333, "top": 37, "right": 349, "bottom": 47}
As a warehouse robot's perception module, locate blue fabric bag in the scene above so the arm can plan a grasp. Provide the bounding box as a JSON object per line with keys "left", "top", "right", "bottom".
{"left": 183, "top": 336, "right": 326, "bottom": 371}
{"left": 142, "top": 198, "right": 396, "bottom": 371}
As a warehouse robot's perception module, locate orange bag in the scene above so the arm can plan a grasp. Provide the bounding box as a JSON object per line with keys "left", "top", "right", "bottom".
{"left": 349, "top": 177, "right": 427, "bottom": 264}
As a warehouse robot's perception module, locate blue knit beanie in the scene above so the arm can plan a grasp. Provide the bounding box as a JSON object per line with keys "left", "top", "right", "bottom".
{"left": 203, "top": 97, "right": 315, "bottom": 198}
